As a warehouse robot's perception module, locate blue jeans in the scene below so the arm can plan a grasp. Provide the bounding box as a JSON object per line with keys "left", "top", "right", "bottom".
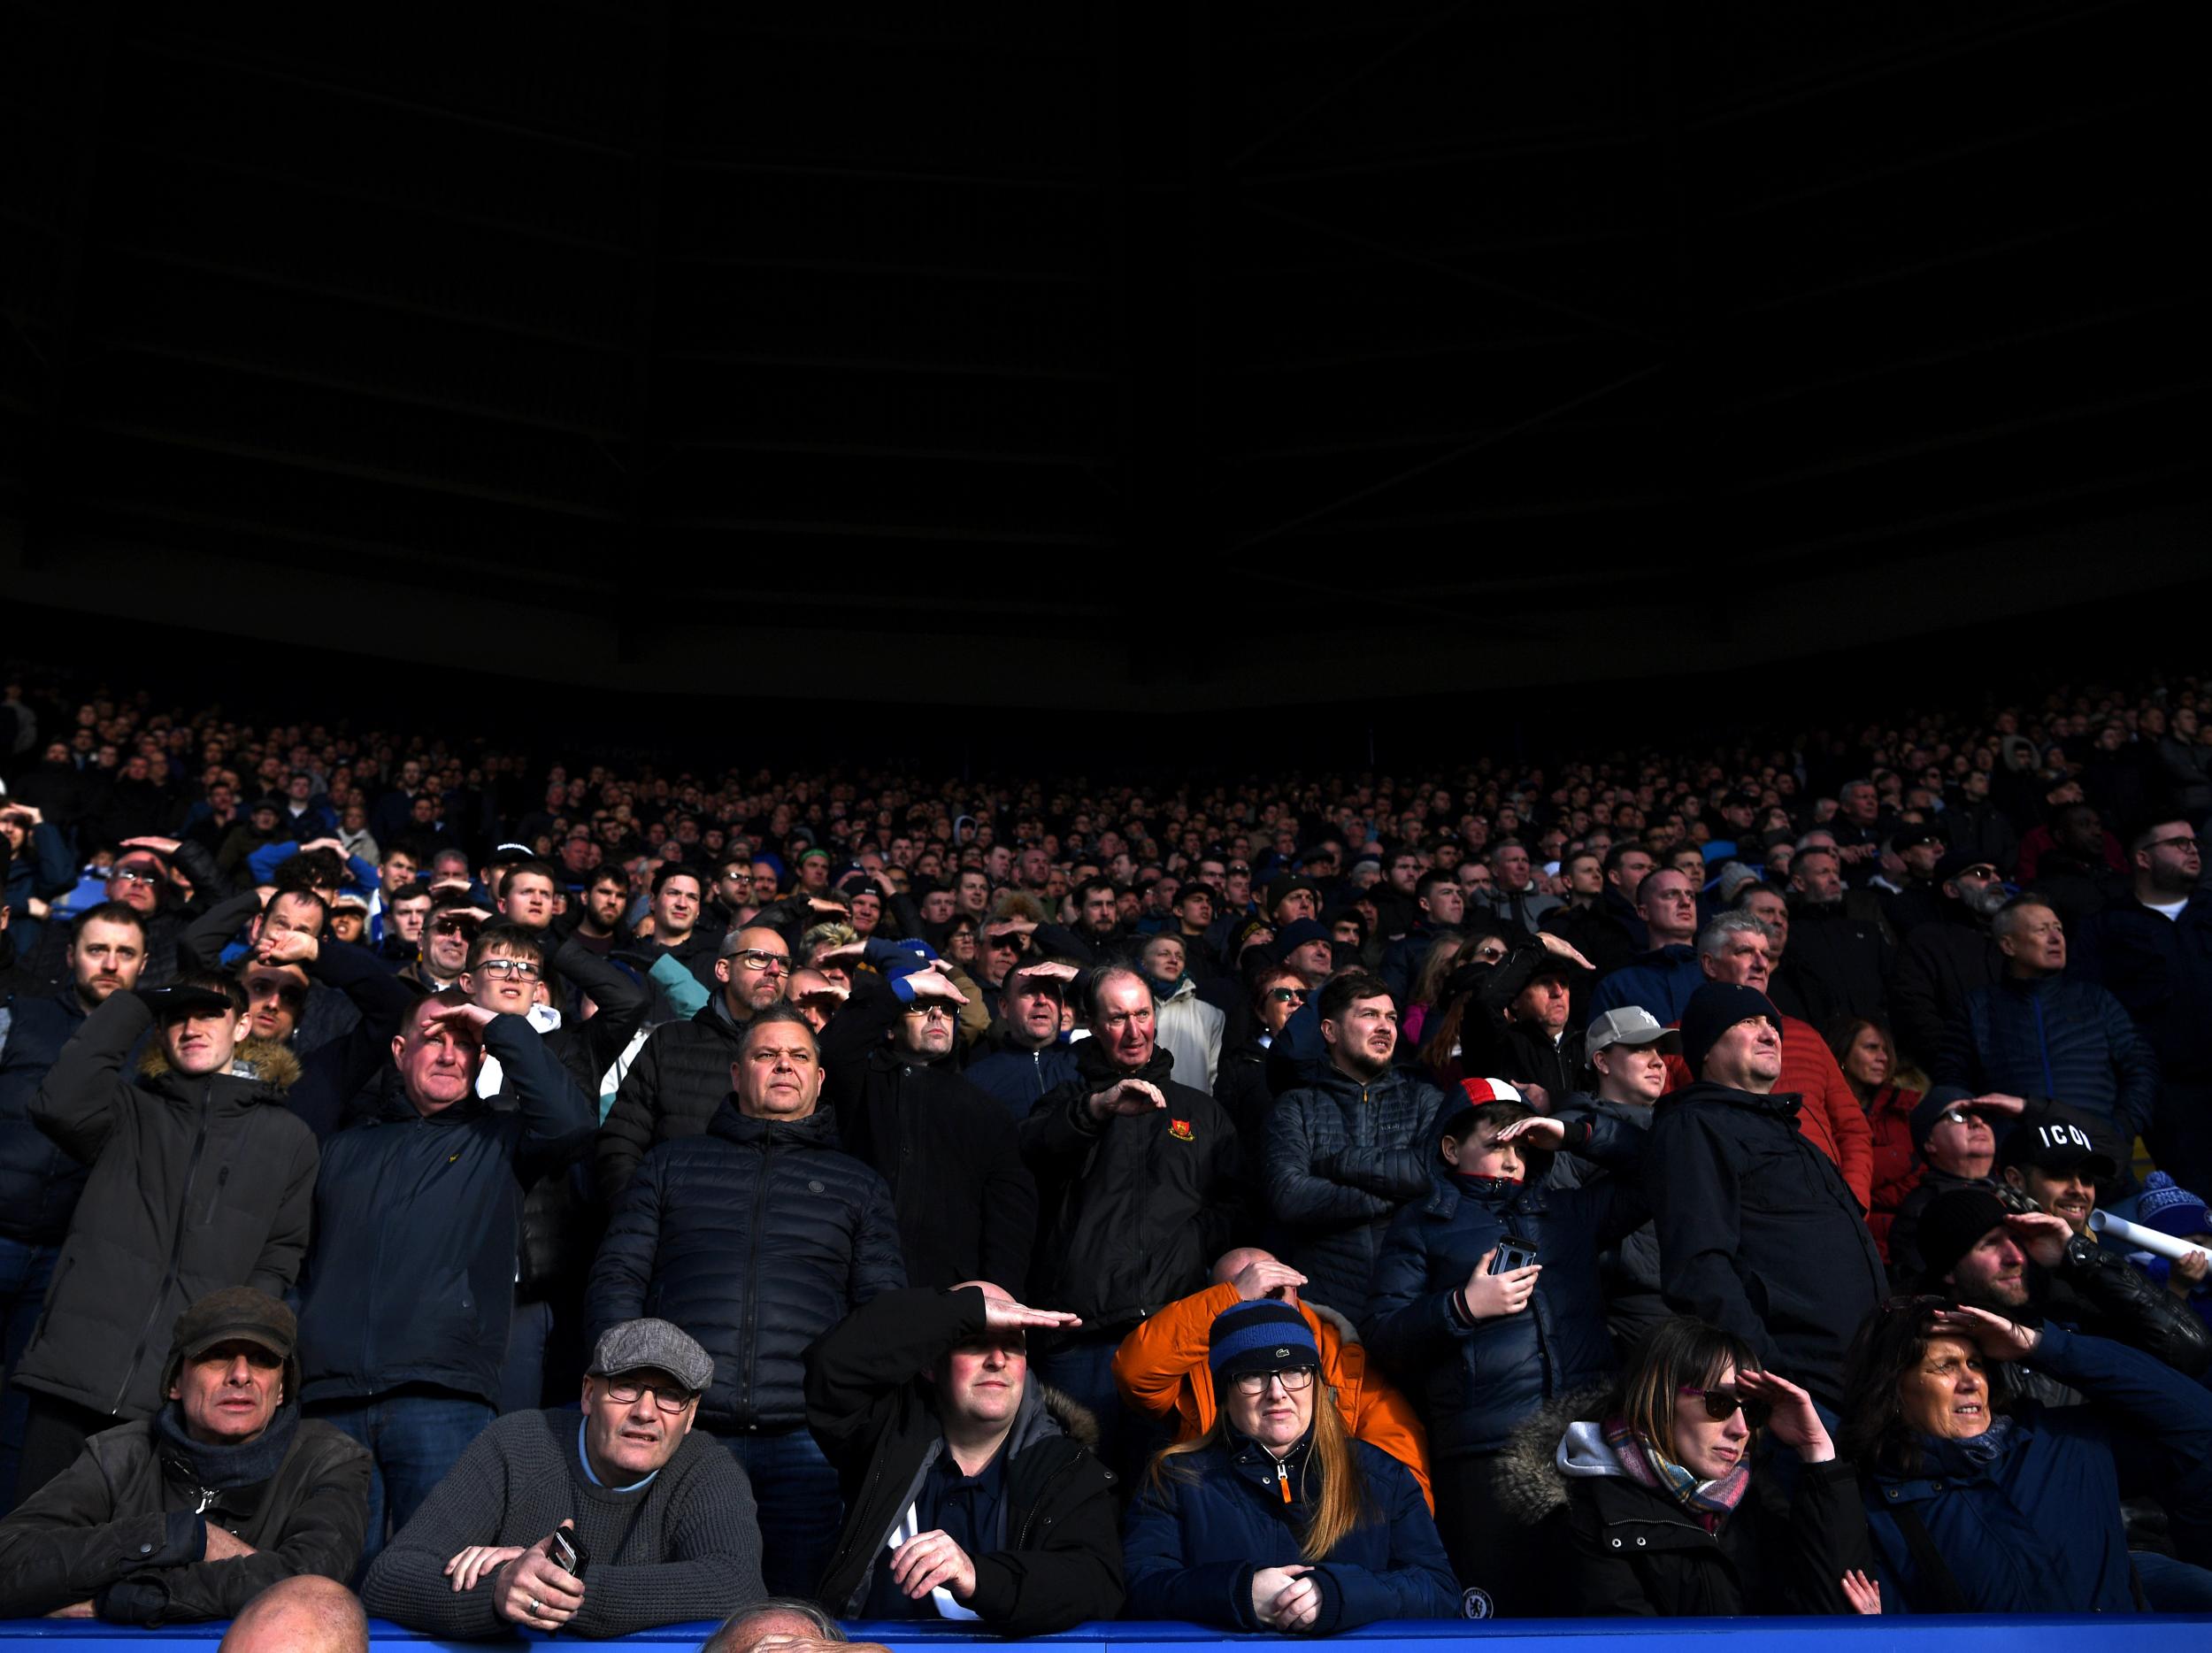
{"left": 0, "top": 1237, "right": 59, "bottom": 1515}
{"left": 721, "top": 1426, "right": 841, "bottom": 1599}
{"left": 2134, "top": 1550, "right": 2212, "bottom": 1611}
{"left": 1033, "top": 1334, "right": 1163, "bottom": 1485}
{"left": 311, "top": 1394, "right": 494, "bottom": 1570}
{"left": 499, "top": 1299, "right": 554, "bottom": 1416}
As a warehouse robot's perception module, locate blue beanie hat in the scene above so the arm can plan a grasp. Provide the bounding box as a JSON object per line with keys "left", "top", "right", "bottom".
{"left": 2139, "top": 1171, "right": 2212, "bottom": 1240}
{"left": 1208, "top": 1300, "right": 1319, "bottom": 1385}
{"left": 1679, "top": 980, "right": 1781, "bottom": 1078}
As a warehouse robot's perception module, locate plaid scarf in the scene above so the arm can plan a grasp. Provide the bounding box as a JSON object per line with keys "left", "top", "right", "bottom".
{"left": 1601, "top": 1415, "right": 1749, "bottom": 1534}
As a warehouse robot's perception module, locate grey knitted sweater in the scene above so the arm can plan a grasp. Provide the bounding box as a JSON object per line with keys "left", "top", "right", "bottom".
{"left": 361, "top": 1409, "right": 764, "bottom": 1638}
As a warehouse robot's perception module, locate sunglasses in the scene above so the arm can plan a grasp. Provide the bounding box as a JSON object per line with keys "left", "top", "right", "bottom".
{"left": 432, "top": 918, "right": 481, "bottom": 936}
{"left": 1267, "top": 987, "right": 1308, "bottom": 1003}
{"left": 1679, "top": 1385, "right": 1770, "bottom": 1428}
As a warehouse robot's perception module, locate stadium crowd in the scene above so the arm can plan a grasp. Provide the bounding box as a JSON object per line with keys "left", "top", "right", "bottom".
{"left": 1, "top": 663, "right": 2211, "bottom": 1641}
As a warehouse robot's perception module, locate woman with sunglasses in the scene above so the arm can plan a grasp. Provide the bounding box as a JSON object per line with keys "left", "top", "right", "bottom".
{"left": 1124, "top": 1300, "right": 1460, "bottom": 1632}
{"left": 1525, "top": 1318, "right": 1874, "bottom": 1616}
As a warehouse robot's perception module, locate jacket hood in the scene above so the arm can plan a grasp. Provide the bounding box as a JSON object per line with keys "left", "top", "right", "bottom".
{"left": 1022, "top": 1380, "right": 1100, "bottom": 1449}
{"left": 707, "top": 1097, "right": 844, "bottom": 1149}
{"left": 1308, "top": 1301, "right": 1361, "bottom": 1347}
{"left": 1494, "top": 1381, "right": 1614, "bottom": 1525}
{"left": 136, "top": 1036, "right": 302, "bottom": 1096}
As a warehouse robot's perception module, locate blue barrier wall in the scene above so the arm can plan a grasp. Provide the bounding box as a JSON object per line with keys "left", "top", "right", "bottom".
{"left": 2, "top": 1617, "right": 2210, "bottom": 1649}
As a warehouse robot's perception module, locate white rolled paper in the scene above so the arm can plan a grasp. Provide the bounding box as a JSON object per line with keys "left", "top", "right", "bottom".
{"left": 2090, "top": 1207, "right": 2211, "bottom": 1265}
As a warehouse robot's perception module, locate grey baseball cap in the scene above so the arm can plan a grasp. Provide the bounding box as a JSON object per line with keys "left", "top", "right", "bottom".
{"left": 587, "top": 1319, "right": 713, "bottom": 1394}
{"left": 1586, "top": 1006, "right": 1683, "bottom": 1056}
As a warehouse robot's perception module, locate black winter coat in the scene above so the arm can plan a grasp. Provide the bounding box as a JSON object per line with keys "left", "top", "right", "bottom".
{"left": 1485, "top": 1386, "right": 1868, "bottom": 1620}
{"left": 0, "top": 987, "right": 94, "bottom": 1244}
{"left": 1019, "top": 1040, "right": 1241, "bottom": 1331}
{"left": 1644, "top": 1081, "right": 1886, "bottom": 1408}
{"left": 14, "top": 993, "right": 319, "bottom": 1422}
{"left": 0, "top": 1406, "right": 370, "bottom": 1623}
{"left": 1888, "top": 900, "right": 2001, "bottom": 1070}
{"left": 587, "top": 1101, "right": 906, "bottom": 1434}
{"left": 296, "top": 1014, "right": 595, "bottom": 1409}
{"left": 1263, "top": 1064, "right": 1449, "bottom": 1323}
{"left": 828, "top": 1045, "right": 1037, "bottom": 1292}
{"left": 1363, "top": 1111, "right": 1645, "bottom": 1459}
{"left": 807, "top": 1286, "right": 1124, "bottom": 1633}
{"left": 595, "top": 993, "right": 751, "bottom": 1202}
{"left": 1783, "top": 898, "right": 1893, "bottom": 1024}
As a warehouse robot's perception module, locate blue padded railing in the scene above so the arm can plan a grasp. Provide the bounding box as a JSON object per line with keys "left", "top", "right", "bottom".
{"left": 2, "top": 1616, "right": 2210, "bottom": 1649}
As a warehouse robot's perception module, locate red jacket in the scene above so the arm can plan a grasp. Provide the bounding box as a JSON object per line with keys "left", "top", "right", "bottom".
{"left": 1663, "top": 1014, "right": 1875, "bottom": 1211}
{"left": 1863, "top": 1083, "right": 1924, "bottom": 1262}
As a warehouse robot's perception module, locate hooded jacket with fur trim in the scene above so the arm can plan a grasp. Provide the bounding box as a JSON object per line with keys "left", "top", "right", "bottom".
{"left": 807, "top": 1286, "right": 1124, "bottom": 1635}
{"left": 15, "top": 989, "right": 318, "bottom": 1423}
{"left": 1492, "top": 1385, "right": 1867, "bottom": 1617}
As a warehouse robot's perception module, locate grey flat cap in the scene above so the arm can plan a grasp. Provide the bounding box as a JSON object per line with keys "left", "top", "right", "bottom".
{"left": 587, "top": 1318, "right": 713, "bottom": 1393}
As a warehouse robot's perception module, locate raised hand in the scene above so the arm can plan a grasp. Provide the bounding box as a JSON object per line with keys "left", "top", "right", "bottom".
{"left": 1931, "top": 1303, "right": 2039, "bottom": 1361}
{"left": 1734, "top": 1368, "right": 1833, "bottom": 1463}
{"left": 1493, "top": 1115, "right": 1566, "bottom": 1149}
{"left": 1840, "top": 1570, "right": 1881, "bottom": 1615}
{"left": 981, "top": 1295, "right": 1084, "bottom": 1332}
{"left": 1087, "top": 1078, "right": 1165, "bottom": 1121}
{"left": 2004, "top": 1210, "right": 2072, "bottom": 1270}
{"left": 1231, "top": 1257, "right": 1308, "bottom": 1303}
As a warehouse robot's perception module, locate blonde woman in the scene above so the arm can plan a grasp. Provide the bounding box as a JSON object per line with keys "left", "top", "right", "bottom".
{"left": 1123, "top": 1301, "right": 1460, "bottom": 1632}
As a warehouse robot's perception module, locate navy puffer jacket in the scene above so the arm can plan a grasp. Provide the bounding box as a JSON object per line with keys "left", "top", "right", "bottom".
{"left": 587, "top": 1100, "right": 904, "bottom": 1434}
{"left": 1124, "top": 1432, "right": 1460, "bottom": 1630}
{"left": 0, "top": 989, "right": 93, "bottom": 1243}
{"left": 1933, "top": 973, "right": 2158, "bottom": 1142}
{"left": 1263, "top": 1065, "right": 1448, "bottom": 1323}
{"left": 1363, "top": 1110, "right": 1645, "bottom": 1459}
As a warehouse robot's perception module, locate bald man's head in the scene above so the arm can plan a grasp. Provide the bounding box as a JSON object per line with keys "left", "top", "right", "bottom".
{"left": 701, "top": 1598, "right": 847, "bottom": 1653}
{"left": 219, "top": 1576, "right": 367, "bottom": 1653}
{"left": 1211, "top": 1246, "right": 1277, "bottom": 1286}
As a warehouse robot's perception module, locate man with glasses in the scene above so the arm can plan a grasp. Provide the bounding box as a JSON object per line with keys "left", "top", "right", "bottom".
{"left": 806, "top": 1281, "right": 1122, "bottom": 1634}
{"left": 405, "top": 889, "right": 483, "bottom": 994}
{"left": 364, "top": 1319, "right": 765, "bottom": 1638}
{"left": 2080, "top": 820, "right": 2212, "bottom": 1190}
{"left": 1891, "top": 849, "right": 2011, "bottom": 1071}
{"left": 296, "top": 990, "right": 593, "bottom": 1564}
{"left": 1586, "top": 867, "right": 1706, "bottom": 1026}
{"left": 818, "top": 968, "right": 1036, "bottom": 1291}
{"left": 965, "top": 957, "right": 1081, "bottom": 1119}
{"left": 597, "top": 925, "right": 795, "bottom": 1201}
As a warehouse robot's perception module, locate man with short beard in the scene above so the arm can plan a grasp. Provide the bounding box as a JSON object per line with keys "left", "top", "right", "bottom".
{"left": 0, "top": 903, "right": 148, "bottom": 1507}
{"left": 1263, "top": 973, "right": 1448, "bottom": 1324}
{"left": 2078, "top": 820, "right": 2212, "bottom": 1192}
{"left": 12, "top": 976, "right": 319, "bottom": 1503}
{"left": 1889, "top": 850, "right": 2010, "bottom": 1073}
{"left": 1916, "top": 1182, "right": 2210, "bottom": 1401}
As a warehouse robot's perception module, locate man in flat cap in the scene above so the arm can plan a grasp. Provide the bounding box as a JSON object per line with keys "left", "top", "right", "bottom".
{"left": 0, "top": 1287, "right": 370, "bottom": 1623}
{"left": 364, "top": 1318, "right": 765, "bottom": 1639}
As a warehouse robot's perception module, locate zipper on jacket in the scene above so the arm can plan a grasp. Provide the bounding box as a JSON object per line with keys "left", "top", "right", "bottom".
{"left": 1012, "top": 1452, "right": 1089, "bottom": 1548}
{"left": 114, "top": 1080, "right": 212, "bottom": 1414}
{"left": 199, "top": 1164, "right": 232, "bottom": 1227}
{"left": 739, "top": 1136, "right": 774, "bottom": 1426}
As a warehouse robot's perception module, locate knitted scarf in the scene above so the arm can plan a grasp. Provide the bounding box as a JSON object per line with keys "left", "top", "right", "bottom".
{"left": 152, "top": 1400, "right": 301, "bottom": 1494}
{"left": 1601, "top": 1415, "right": 1748, "bottom": 1534}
